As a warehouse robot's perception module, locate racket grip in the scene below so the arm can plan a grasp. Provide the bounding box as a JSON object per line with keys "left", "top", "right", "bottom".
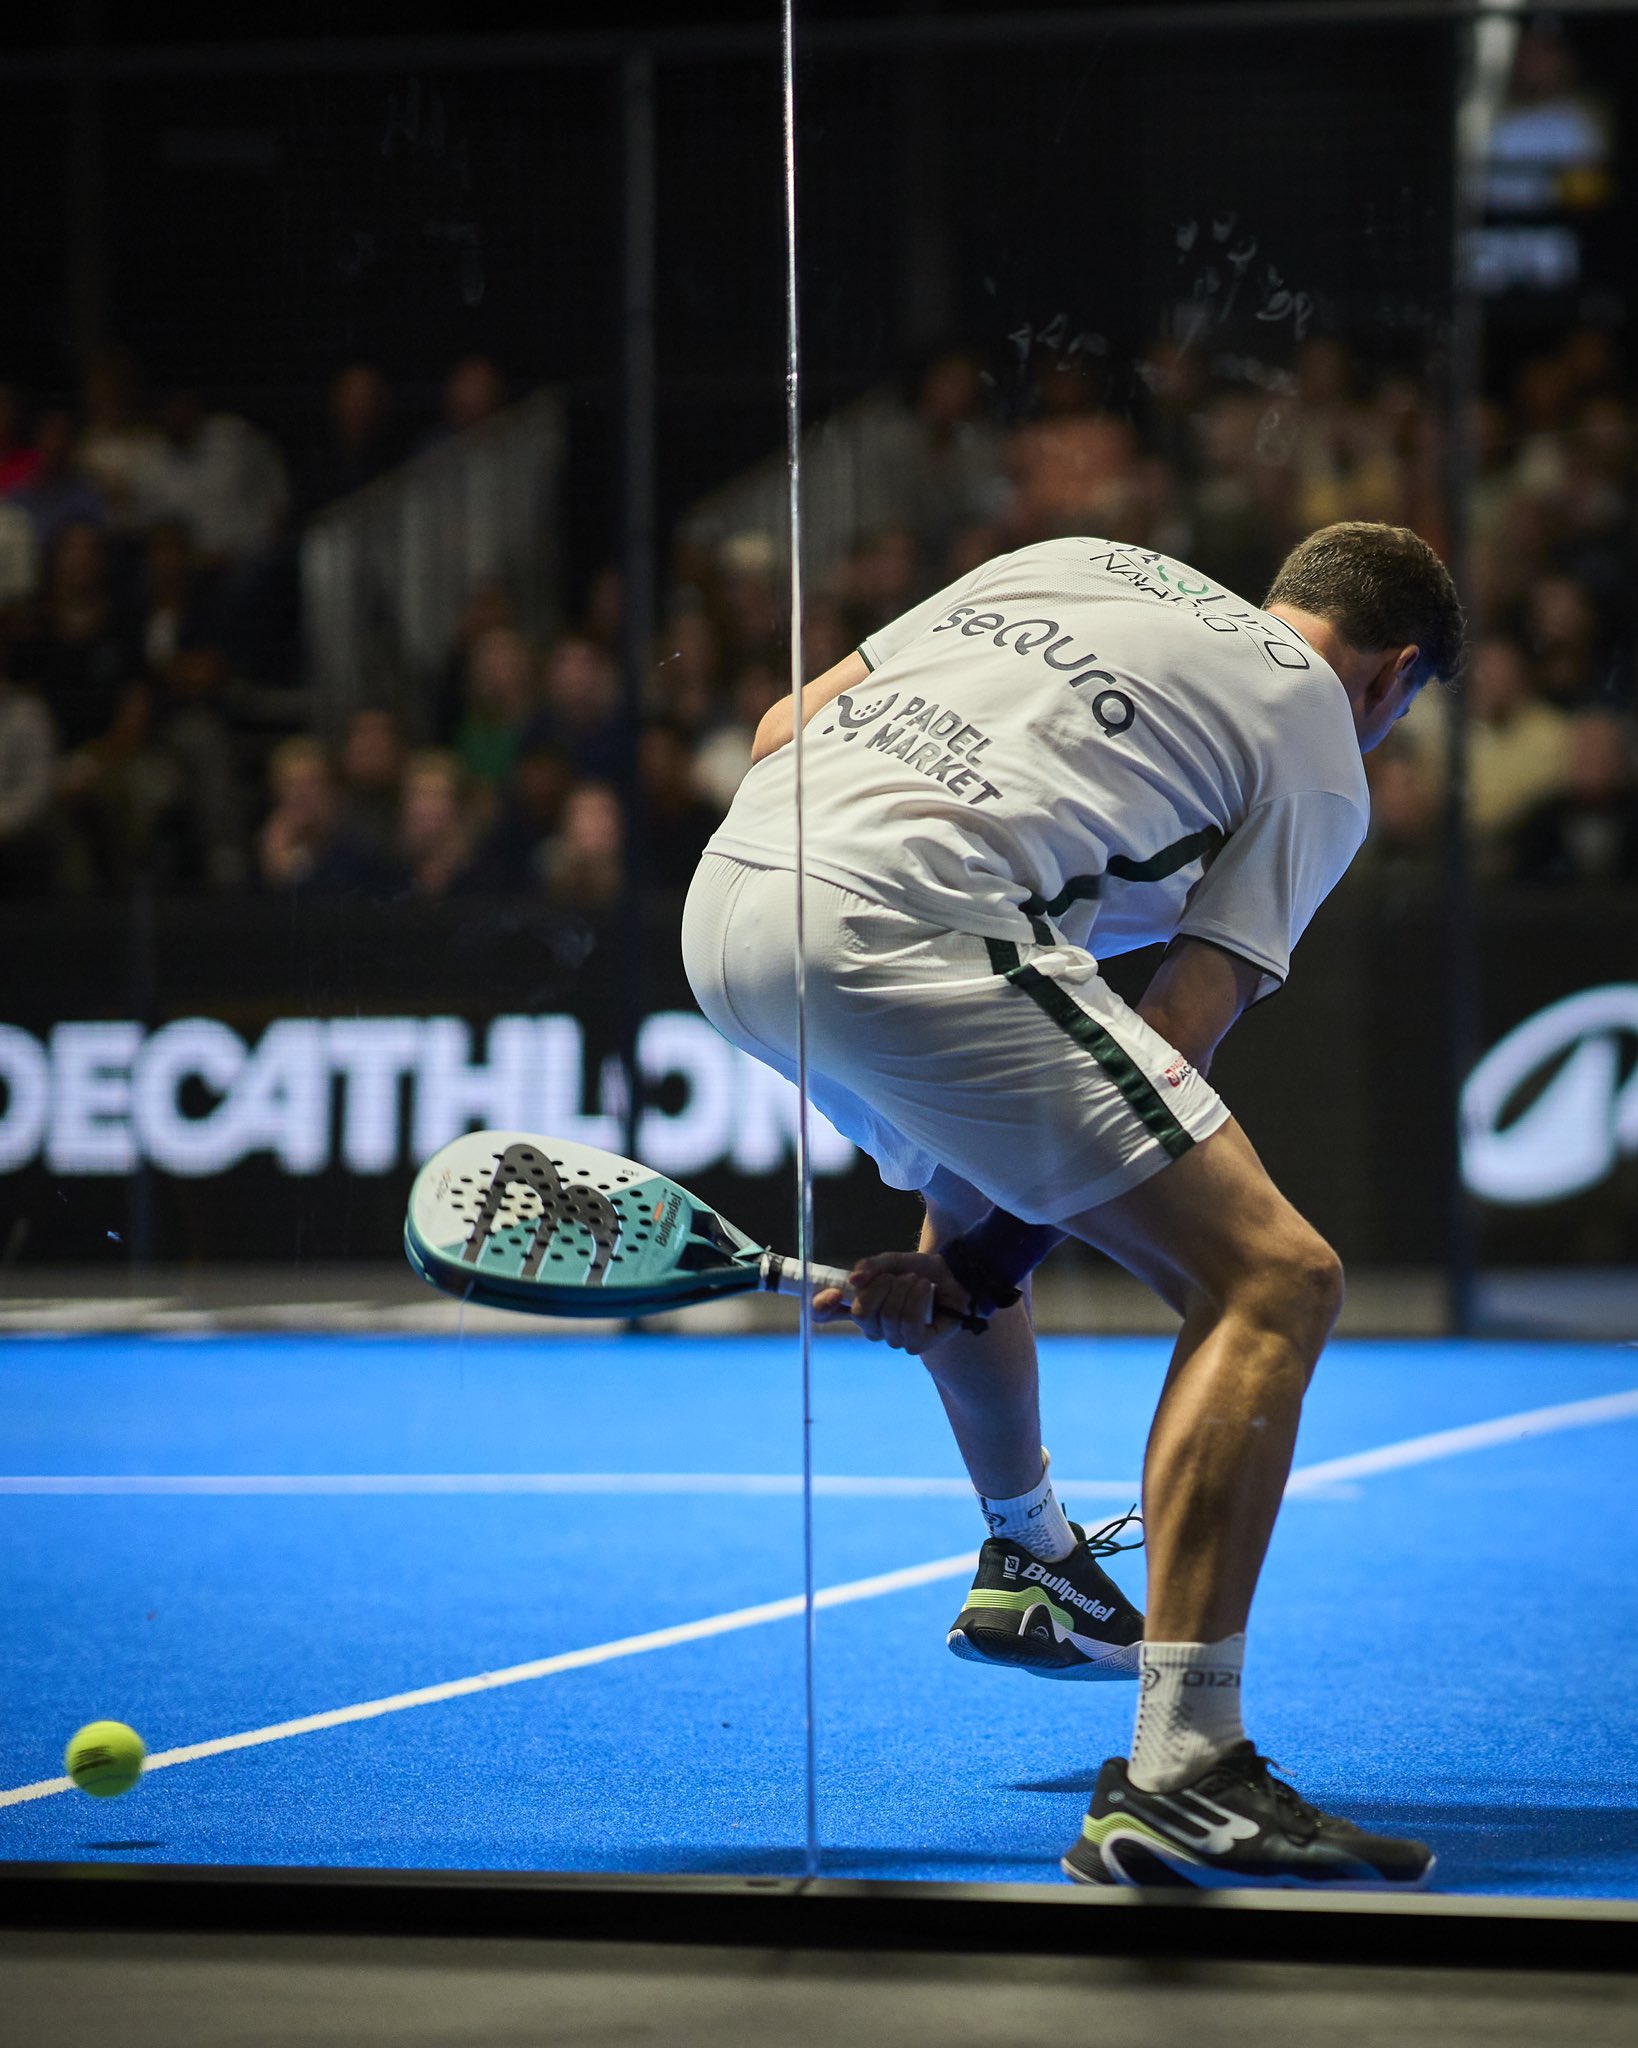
{"left": 759, "top": 1253, "right": 990, "bottom": 1335}
{"left": 761, "top": 1252, "right": 854, "bottom": 1300}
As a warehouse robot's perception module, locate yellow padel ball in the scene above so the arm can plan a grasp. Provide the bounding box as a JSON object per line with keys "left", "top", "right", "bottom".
{"left": 65, "top": 1720, "right": 146, "bottom": 1798}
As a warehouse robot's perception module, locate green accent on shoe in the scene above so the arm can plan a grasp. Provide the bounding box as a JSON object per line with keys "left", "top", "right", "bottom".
{"left": 1082, "top": 1810, "right": 1185, "bottom": 1857}
{"left": 959, "top": 1588, "right": 1077, "bottom": 1631}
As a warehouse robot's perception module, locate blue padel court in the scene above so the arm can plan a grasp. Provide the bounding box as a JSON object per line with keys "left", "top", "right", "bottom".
{"left": 3, "top": 1330, "right": 1637, "bottom": 1897}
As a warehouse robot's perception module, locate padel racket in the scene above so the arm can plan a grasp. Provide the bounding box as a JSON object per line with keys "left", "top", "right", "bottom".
{"left": 404, "top": 1128, "right": 855, "bottom": 1319}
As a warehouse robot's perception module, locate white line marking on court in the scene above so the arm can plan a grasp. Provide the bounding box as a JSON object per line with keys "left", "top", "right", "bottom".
{"left": 4, "top": 1385, "right": 1636, "bottom": 1812}
{"left": 0, "top": 1551, "right": 979, "bottom": 1811}
{"left": 0, "top": 1473, "right": 1140, "bottom": 1500}
{"left": 1281, "top": 1387, "right": 1638, "bottom": 1494}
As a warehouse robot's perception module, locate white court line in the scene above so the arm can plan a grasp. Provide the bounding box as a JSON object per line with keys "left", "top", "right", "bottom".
{"left": 4, "top": 1385, "right": 1635, "bottom": 1812}
{"left": 1282, "top": 1387, "right": 1638, "bottom": 1494}
{"left": 0, "top": 1473, "right": 1140, "bottom": 1500}
{"left": 0, "top": 1551, "right": 978, "bottom": 1811}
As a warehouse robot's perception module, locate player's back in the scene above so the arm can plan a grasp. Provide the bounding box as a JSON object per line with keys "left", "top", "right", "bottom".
{"left": 709, "top": 536, "right": 1369, "bottom": 970}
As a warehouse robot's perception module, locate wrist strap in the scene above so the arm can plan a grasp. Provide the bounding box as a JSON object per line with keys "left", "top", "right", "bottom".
{"left": 940, "top": 1209, "right": 1066, "bottom": 1323}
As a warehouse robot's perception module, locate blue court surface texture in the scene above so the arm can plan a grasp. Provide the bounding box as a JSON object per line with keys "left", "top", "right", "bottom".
{"left": 2, "top": 1329, "right": 1636, "bottom": 1898}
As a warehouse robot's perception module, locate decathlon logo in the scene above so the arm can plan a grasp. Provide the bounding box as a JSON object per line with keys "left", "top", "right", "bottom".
{"left": 0, "top": 1013, "right": 856, "bottom": 1182}
{"left": 1460, "top": 985, "right": 1638, "bottom": 1206}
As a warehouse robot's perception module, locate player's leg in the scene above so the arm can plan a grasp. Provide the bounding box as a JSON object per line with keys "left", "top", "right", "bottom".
{"left": 915, "top": 1169, "right": 1042, "bottom": 1500}
{"left": 1061, "top": 1115, "right": 1340, "bottom": 1644}
{"left": 1056, "top": 1120, "right": 1431, "bottom": 1889}
{"left": 920, "top": 1168, "right": 1146, "bottom": 1681}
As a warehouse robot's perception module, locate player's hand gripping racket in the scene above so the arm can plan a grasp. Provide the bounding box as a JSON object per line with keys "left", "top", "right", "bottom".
{"left": 403, "top": 1129, "right": 858, "bottom": 1319}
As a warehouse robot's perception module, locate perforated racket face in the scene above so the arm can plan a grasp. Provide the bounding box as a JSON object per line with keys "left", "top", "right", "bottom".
{"left": 405, "top": 1130, "right": 761, "bottom": 1314}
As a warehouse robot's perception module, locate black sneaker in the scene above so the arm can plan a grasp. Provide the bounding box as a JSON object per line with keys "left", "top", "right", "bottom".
{"left": 946, "top": 1511, "right": 1144, "bottom": 1680}
{"left": 1063, "top": 1743, "right": 1436, "bottom": 1890}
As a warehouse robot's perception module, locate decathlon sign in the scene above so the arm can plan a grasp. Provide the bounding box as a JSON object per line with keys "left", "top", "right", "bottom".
{"left": 1460, "top": 985, "right": 1638, "bottom": 1206}
{"left": 0, "top": 1014, "right": 856, "bottom": 1181}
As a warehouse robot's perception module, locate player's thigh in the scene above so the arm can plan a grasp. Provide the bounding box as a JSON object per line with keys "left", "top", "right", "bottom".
{"left": 918, "top": 1165, "right": 991, "bottom": 1249}
{"left": 1062, "top": 1116, "right": 1342, "bottom": 1328}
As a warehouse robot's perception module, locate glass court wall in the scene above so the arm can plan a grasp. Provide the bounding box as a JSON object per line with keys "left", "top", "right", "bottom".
{"left": 1, "top": 2, "right": 1636, "bottom": 1897}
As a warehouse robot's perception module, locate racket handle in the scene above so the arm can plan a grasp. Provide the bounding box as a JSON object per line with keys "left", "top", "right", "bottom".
{"left": 759, "top": 1252, "right": 990, "bottom": 1335}
{"left": 761, "top": 1252, "right": 854, "bottom": 1300}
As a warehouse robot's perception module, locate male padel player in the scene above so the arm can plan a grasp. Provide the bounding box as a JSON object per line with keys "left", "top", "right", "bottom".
{"left": 681, "top": 522, "right": 1464, "bottom": 1889}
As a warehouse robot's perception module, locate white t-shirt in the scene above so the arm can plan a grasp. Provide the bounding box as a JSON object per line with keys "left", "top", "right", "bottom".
{"left": 708, "top": 537, "right": 1370, "bottom": 997}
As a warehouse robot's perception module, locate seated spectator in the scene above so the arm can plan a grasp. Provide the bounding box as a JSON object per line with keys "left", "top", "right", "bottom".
{"left": 462, "top": 738, "right": 573, "bottom": 893}
{"left": 800, "top": 596, "right": 853, "bottom": 682}
{"left": 714, "top": 531, "right": 784, "bottom": 668}
{"left": 1350, "top": 733, "right": 1445, "bottom": 884}
{"left": 1510, "top": 709, "right": 1638, "bottom": 885}
{"left": 1403, "top": 634, "right": 1572, "bottom": 878}
{"left": 77, "top": 347, "right": 163, "bottom": 531}
{"left": 542, "top": 780, "right": 623, "bottom": 911}
{"left": 431, "top": 576, "right": 517, "bottom": 742}
{"left": 836, "top": 528, "right": 923, "bottom": 645}
{"left": 454, "top": 624, "right": 539, "bottom": 806}
{"left": 0, "top": 384, "right": 40, "bottom": 496}
{"left": 1007, "top": 372, "right": 1141, "bottom": 544}
{"left": 9, "top": 411, "right": 108, "bottom": 553}
{"left": 129, "top": 389, "right": 289, "bottom": 566}
{"left": 1525, "top": 571, "right": 1608, "bottom": 706}
{"left": 257, "top": 735, "right": 396, "bottom": 895}
{"left": 337, "top": 705, "right": 409, "bottom": 857}
{"left": 1187, "top": 389, "right": 1294, "bottom": 598}
{"left": 418, "top": 356, "right": 506, "bottom": 452}
{"left": 9, "top": 521, "right": 147, "bottom": 886}
{"left": 137, "top": 520, "right": 245, "bottom": 889}
{"left": 694, "top": 661, "right": 782, "bottom": 811}
{"left": 532, "top": 634, "right": 621, "bottom": 782}
{"left": 1135, "top": 336, "right": 1210, "bottom": 484}
{"left": 581, "top": 565, "right": 622, "bottom": 655}
{"left": 0, "top": 647, "right": 58, "bottom": 894}
{"left": 651, "top": 605, "right": 722, "bottom": 732}
{"left": 398, "top": 748, "right": 473, "bottom": 899}
{"left": 636, "top": 719, "right": 722, "bottom": 884}
{"left": 293, "top": 362, "right": 405, "bottom": 518}
{"left": 0, "top": 496, "right": 37, "bottom": 609}
{"left": 1468, "top": 484, "right": 1556, "bottom": 634}
{"left": 1288, "top": 338, "right": 1401, "bottom": 532}
{"left": 897, "top": 350, "right": 1008, "bottom": 566}
{"left": 446, "top": 355, "right": 506, "bottom": 434}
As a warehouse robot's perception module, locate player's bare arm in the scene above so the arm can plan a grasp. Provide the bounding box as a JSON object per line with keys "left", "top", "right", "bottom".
{"left": 750, "top": 650, "right": 870, "bottom": 764}
{"left": 1133, "top": 936, "right": 1265, "bottom": 1078}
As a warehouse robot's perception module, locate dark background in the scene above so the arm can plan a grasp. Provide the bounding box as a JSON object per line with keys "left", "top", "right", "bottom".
{"left": 3, "top": 5, "right": 1636, "bottom": 1289}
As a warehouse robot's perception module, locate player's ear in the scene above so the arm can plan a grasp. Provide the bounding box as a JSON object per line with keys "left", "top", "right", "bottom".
{"left": 1371, "top": 644, "right": 1419, "bottom": 707}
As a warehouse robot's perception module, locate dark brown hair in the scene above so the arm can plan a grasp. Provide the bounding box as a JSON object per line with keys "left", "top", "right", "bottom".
{"left": 1265, "top": 521, "right": 1466, "bottom": 689}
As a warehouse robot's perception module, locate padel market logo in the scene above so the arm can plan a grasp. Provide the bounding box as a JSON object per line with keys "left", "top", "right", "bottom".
{"left": 1461, "top": 985, "right": 1638, "bottom": 1205}
{"left": 0, "top": 1014, "right": 855, "bottom": 1182}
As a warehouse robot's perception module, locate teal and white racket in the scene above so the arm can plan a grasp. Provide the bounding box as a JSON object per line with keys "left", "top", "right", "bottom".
{"left": 404, "top": 1129, "right": 854, "bottom": 1318}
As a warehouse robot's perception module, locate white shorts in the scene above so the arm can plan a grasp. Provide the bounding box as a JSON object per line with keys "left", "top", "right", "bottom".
{"left": 681, "top": 853, "right": 1230, "bottom": 1224}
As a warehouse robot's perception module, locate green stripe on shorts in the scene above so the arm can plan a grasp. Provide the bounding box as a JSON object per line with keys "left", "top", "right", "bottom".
{"left": 985, "top": 937, "right": 1194, "bottom": 1161}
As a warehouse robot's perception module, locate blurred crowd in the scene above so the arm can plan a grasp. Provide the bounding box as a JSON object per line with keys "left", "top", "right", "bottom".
{"left": 2, "top": 322, "right": 1637, "bottom": 909}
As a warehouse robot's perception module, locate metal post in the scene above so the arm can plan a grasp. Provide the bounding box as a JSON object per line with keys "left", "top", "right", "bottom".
{"left": 617, "top": 50, "right": 657, "bottom": 1167}
{"left": 1441, "top": 1, "right": 1524, "bottom": 1336}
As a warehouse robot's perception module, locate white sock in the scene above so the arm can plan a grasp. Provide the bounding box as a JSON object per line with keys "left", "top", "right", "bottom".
{"left": 1127, "top": 1635, "right": 1247, "bottom": 1792}
{"left": 974, "top": 1449, "right": 1076, "bottom": 1561}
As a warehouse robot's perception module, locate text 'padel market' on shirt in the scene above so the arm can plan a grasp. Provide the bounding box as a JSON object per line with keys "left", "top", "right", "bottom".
{"left": 707, "top": 537, "right": 1372, "bottom": 999}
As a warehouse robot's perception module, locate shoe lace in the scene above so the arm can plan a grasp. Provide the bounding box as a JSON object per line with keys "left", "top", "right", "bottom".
{"left": 1246, "top": 1752, "right": 1325, "bottom": 1842}
{"left": 1081, "top": 1504, "right": 1144, "bottom": 1559}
